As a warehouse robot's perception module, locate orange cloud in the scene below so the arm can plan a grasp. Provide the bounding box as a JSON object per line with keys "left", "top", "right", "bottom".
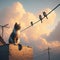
{"left": 0, "top": 2, "right": 59, "bottom": 50}
{"left": 0, "top": 2, "right": 26, "bottom": 43}
{"left": 23, "top": 8, "right": 56, "bottom": 41}
{"left": 36, "top": 37, "right": 60, "bottom": 50}
{"left": 21, "top": 33, "right": 29, "bottom": 43}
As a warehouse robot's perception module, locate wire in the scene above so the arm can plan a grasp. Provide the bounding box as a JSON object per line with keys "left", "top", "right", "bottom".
{"left": 49, "top": 0, "right": 60, "bottom": 7}
{"left": 20, "top": 4, "right": 60, "bottom": 32}
{"left": 34, "top": 46, "right": 60, "bottom": 57}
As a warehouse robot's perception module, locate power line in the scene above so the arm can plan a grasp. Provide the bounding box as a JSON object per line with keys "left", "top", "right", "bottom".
{"left": 34, "top": 46, "right": 60, "bottom": 58}
{"left": 20, "top": 4, "right": 60, "bottom": 32}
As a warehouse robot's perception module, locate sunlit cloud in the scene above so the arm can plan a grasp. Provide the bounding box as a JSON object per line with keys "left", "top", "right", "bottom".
{"left": 0, "top": 1, "right": 59, "bottom": 50}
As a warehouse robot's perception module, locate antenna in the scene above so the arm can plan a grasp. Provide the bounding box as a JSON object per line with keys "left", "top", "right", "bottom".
{"left": 0, "top": 24, "right": 9, "bottom": 38}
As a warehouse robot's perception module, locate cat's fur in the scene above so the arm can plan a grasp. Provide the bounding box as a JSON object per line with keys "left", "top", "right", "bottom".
{"left": 9, "top": 22, "right": 21, "bottom": 45}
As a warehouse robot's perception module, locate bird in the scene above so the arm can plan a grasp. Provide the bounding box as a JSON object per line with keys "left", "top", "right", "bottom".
{"left": 39, "top": 15, "right": 43, "bottom": 23}
{"left": 31, "top": 21, "right": 34, "bottom": 26}
{"left": 43, "top": 11, "right": 48, "bottom": 19}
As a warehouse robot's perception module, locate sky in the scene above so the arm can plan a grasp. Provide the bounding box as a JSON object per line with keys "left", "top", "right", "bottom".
{"left": 0, "top": 0, "right": 60, "bottom": 60}
{"left": 0, "top": 0, "right": 60, "bottom": 12}
{"left": 0, "top": 0, "right": 60, "bottom": 25}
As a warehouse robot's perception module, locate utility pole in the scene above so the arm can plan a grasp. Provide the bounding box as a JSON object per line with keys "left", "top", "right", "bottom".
{"left": 0, "top": 24, "right": 9, "bottom": 38}
{"left": 47, "top": 47, "right": 50, "bottom": 60}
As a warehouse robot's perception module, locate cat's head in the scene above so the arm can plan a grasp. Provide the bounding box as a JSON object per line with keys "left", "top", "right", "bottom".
{"left": 14, "top": 22, "right": 21, "bottom": 31}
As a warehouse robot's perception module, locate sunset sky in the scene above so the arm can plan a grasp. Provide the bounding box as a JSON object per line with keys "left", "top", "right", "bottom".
{"left": 0, "top": 0, "right": 60, "bottom": 59}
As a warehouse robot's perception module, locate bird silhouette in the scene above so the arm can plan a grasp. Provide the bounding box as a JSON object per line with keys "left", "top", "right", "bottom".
{"left": 43, "top": 11, "right": 48, "bottom": 19}
{"left": 31, "top": 21, "right": 34, "bottom": 26}
{"left": 39, "top": 15, "right": 43, "bottom": 23}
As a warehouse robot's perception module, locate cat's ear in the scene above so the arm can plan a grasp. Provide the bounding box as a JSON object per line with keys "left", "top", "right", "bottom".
{"left": 15, "top": 22, "right": 17, "bottom": 25}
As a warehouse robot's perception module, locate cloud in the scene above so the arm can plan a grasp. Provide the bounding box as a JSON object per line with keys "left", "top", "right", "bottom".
{"left": 41, "top": 38, "right": 60, "bottom": 48}
{"left": 45, "top": 22, "right": 60, "bottom": 42}
{"left": 0, "top": 2, "right": 26, "bottom": 43}
{"left": 23, "top": 8, "right": 56, "bottom": 41}
{"left": 0, "top": 1, "right": 59, "bottom": 50}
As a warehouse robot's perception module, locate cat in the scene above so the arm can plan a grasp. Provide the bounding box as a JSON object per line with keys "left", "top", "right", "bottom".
{"left": 9, "top": 22, "right": 21, "bottom": 45}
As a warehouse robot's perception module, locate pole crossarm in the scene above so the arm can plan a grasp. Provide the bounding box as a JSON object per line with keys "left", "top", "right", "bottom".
{"left": 0, "top": 24, "right": 9, "bottom": 38}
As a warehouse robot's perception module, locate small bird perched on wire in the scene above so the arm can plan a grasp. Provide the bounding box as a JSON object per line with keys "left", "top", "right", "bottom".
{"left": 43, "top": 11, "right": 48, "bottom": 19}
{"left": 39, "top": 15, "right": 43, "bottom": 23}
{"left": 31, "top": 21, "right": 34, "bottom": 26}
